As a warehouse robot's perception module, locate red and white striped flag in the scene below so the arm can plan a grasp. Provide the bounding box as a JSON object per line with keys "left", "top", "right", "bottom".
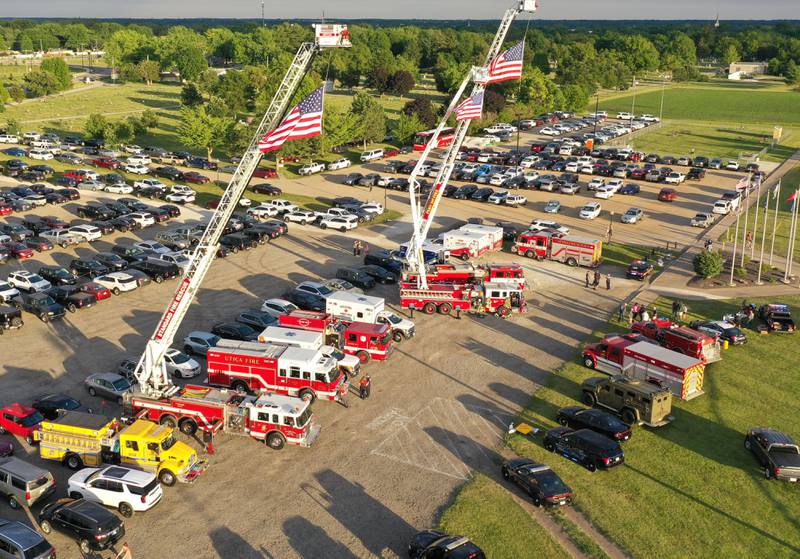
{"left": 486, "top": 40, "right": 525, "bottom": 84}
{"left": 454, "top": 91, "right": 484, "bottom": 121}
{"left": 258, "top": 86, "right": 324, "bottom": 153}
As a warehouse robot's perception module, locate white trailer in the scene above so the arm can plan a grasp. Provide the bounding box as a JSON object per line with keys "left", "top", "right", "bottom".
{"left": 326, "top": 291, "right": 416, "bottom": 341}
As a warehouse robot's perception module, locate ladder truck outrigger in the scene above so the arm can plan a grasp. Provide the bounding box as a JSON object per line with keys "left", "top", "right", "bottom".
{"left": 400, "top": 0, "right": 537, "bottom": 317}
{"left": 122, "top": 24, "right": 351, "bottom": 452}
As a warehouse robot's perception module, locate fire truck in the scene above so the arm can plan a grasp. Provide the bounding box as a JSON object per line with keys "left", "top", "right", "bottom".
{"left": 401, "top": 262, "right": 525, "bottom": 289}
{"left": 582, "top": 335, "right": 705, "bottom": 400}
{"left": 278, "top": 308, "right": 395, "bottom": 362}
{"left": 206, "top": 340, "right": 349, "bottom": 403}
{"left": 631, "top": 319, "right": 721, "bottom": 363}
{"left": 125, "top": 386, "right": 320, "bottom": 450}
{"left": 400, "top": 279, "right": 526, "bottom": 317}
{"left": 325, "top": 292, "right": 416, "bottom": 341}
{"left": 440, "top": 229, "right": 499, "bottom": 260}
{"left": 511, "top": 230, "right": 602, "bottom": 268}
{"left": 458, "top": 224, "right": 504, "bottom": 250}
{"left": 257, "top": 324, "right": 361, "bottom": 376}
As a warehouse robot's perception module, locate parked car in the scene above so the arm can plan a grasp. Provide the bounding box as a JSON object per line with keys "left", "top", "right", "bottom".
{"left": 284, "top": 290, "right": 326, "bottom": 312}
{"left": 0, "top": 518, "right": 56, "bottom": 558}
{"left": 84, "top": 372, "right": 131, "bottom": 404}
{"left": 31, "top": 394, "right": 88, "bottom": 420}
{"left": 236, "top": 309, "right": 277, "bottom": 330}
{"left": 359, "top": 264, "right": 398, "bottom": 284}
{"left": 408, "top": 531, "right": 485, "bottom": 559}
{"left": 0, "top": 305, "right": 24, "bottom": 334}
{"left": 38, "top": 498, "right": 125, "bottom": 554}
{"left": 621, "top": 207, "right": 644, "bottom": 224}
{"left": 543, "top": 426, "right": 625, "bottom": 471}
{"left": 658, "top": 188, "right": 677, "bottom": 202}
{"left": 182, "top": 331, "right": 220, "bottom": 356}
{"left": 0, "top": 404, "right": 44, "bottom": 445}
{"left": 335, "top": 267, "right": 376, "bottom": 290}
{"left": 211, "top": 322, "right": 260, "bottom": 342}
{"left": 11, "top": 292, "right": 65, "bottom": 322}
{"left": 128, "top": 260, "right": 180, "bottom": 283}
{"left": 260, "top": 298, "right": 298, "bottom": 318}
{"left": 94, "top": 272, "right": 139, "bottom": 295}
{"left": 689, "top": 320, "right": 747, "bottom": 345}
{"left": 7, "top": 271, "right": 51, "bottom": 293}
{"left": 501, "top": 458, "right": 574, "bottom": 507}
{"left": 579, "top": 202, "right": 601, "bottom": 220}
{"left": 47, "top": 285, "right": 97, "bottom": 313}
{"left": 745, "top": 427, "right": 800, "bottom": 481}
{"left": 758, "top": 303, "right": 795, "bottom": 333}
{"left": 691, "top": 213, "right": 714, "bottom": 227}
{"left": 67, "top": 465, "right": 163, "bottom": 517}
{"left": 556, "top": 407, "right": 632, "bottom": 442}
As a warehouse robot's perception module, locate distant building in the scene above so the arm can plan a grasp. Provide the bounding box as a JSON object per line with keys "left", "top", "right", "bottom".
{"left": 728, "top": 61, "right": 768, "bottom": 75}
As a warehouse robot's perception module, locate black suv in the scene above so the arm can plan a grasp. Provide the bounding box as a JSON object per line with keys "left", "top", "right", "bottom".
{"left": 155, "top": 166, "right": 184, "bottom": 181}
{"left": 111, "top": 245, "right": 149, "bottom": 263}
{"left": 0, "top": 305, "right": 24, "bottom": 334}
{"left": 69, "top": 258, "right": 109, "bottom": 279}
{"left": 12, "top": 292, "right": 66, "bottom": 322}
{"left": 93, "top": 252, "right": 129, "bottom": 271}
{"left": 129, "top": 260, "right": 180, "bottom": 283}
{"left": 39, "top": 498, "right": 125, "bottom": 554}
{"left": 38, "top": 266, "right": 79, "bottom": 286}
{"left": 0, "top": 518, "right": 55, "bottom": 559}
{"left": 48, "top": 285, "right": 97, "bottom": 313}
{"left": 284, "top": 290, "right": 325, "bottom": 312}
{"left": 211, "top": 322, "right": 259, "bottom": 342}
{"left": 364, "top": 250, "right": 403, "bottom": 275}
{"left": 408, "top": 530, "right": 485, "bottom": 559}
{"left": 220, "top": 233, "right": 257, "bottom": 253}
{"left": 544, "top": 426, "right": 624, "bottom": 471}
{"left": 76, "top": 204, "right": 114, "bottom": 221}
{"left": 31, "top": 393, "right": 87, "bottom": 420}
{"left": 556, "top": 406, "right": 632, "bottom": 442}
{"left": 335, "top": 267, "right": 376, "bottom": 289}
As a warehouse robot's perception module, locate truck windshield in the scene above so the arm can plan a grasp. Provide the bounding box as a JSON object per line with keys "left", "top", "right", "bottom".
{"left": 161, "top": 435, "right": 176, "bottom": 451}
{"left": 296, "top": 409, "right": 312, "bottom": 428}
{"left": 384, "top": 313, "right": 402, "bottom": 325}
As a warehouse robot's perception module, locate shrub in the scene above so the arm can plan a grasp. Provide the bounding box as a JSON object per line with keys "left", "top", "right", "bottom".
{"left": 734, "top": 267, "right": 747, "bottom": 278}
{"left": 693, "top": 250, "right": 724, "bottom": 279}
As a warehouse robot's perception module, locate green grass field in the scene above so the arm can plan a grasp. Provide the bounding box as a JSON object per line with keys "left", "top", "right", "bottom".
{"left": 506, "top": 295, "right": 800, "bottom": 559}
{"left": 438, "top": 473, "right": 569, "bottom": 559}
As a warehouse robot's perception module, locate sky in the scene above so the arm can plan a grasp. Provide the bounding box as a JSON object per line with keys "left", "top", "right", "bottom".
{"left": 1, "top": 0, "right": 797, "bottom": 20}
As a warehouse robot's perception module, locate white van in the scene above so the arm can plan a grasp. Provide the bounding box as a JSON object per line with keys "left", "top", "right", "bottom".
{"left": 360, "top": 149, "right": 384, "bottom": 163}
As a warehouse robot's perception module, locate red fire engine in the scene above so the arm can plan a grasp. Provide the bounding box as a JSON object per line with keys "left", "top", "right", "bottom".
{"left": 206, "top": 341, "right": 349, "bottom": 403}
{"left": 277, "top": 310, "right": 393, "bottom": 363}
{"left": 401, "top": 262, "right": 526, "bottom": 289}
{"left": 400, "top": 279, "right": 526, "bottom": 317}
{"left": 582, "top": 336, "right": 705, "bottom": 400}
{"left": 511, "top": 231, "right": 602, "bottom": 268}
{"left": 125, "top": 386, "right": 320, "bottom": 450}
{"left": 631, "top": 319, "right": 721, "bottom": 363}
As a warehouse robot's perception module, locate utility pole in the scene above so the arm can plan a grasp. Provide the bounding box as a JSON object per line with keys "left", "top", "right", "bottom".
{"left": 769, "top": 180, "right": 782, "bottom": 266}
{"left": 658, "top": 76, "right": 666, "bottom": 123}
{"left": 593, "top": 93, "right": 600, "bottom": 137}
{"left": 630, "top": 74, "right": 637, "bottom": 122}
{"left": 261, "top": 1, "right": 265, "bottom": 27}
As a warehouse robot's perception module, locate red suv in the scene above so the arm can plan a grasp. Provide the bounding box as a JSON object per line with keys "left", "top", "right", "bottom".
{"left": 658, "top": 187, "right": 677, "bottom": 202}
{"left": 253, "top": 167, "right": 278, "bottom": 179}
{"left": 0, "top": 403, "right": 44, "bottom": 444}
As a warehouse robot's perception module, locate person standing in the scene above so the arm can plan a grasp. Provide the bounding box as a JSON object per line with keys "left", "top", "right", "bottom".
{"left": 592, "top": 270, "right": 600, "bottom": 290}
{"left": 116, "top": 543, "right": 133, "bottom": 559}
{"left": 651, "top": 304, "right": 658, "bottom": 320}
{"left": 585, "top": 271, "right": 590, "bottom": 288}
{"left": 618, "top": 302, "right": 627, "bottom": 322}
{"left": 641, "top": 309, "right": 651, "bottom": 322}
{"left": 363, "top": 242, "right": 369, "bottom": 256}
{"left": 671, "top": 300, "right": 679, "bottom": 318}
{"left": 359, "top": 375, "right": 371, "bottom": 399}
{"left": 353, "top": 240, "right": 359, "bottom": 257}
{"left": 605, "top": 274, "right": 611, "bottom": 290}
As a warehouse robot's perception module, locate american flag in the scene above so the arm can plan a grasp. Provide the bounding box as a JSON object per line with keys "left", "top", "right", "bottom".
{"left": 486, "top": 40, "right": 525, "bottom": 84}
{"left": 258, "top": 86, "right": 324, "bottom": 153}
{"left": 454, "top": 91, "right": 484, "bottom": 121}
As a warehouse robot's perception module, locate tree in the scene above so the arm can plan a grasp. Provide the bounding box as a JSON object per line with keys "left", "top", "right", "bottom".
{"left": 181, "top": 83, "right": 204, "bottom": 106}
{"left": 369, "top": 68, "right": 390, "bottom": 93}
{"left": 7, "top": 85, "right": 24, "bottom": 103}
{"left": 173, "top": 46, "right": 208, "bottom": 82}
{"left": 127, "top": 115, "right": 147, "bottom": 136}
{"left": 389, "top": 70, "right": 415, "bottom": 97}
{"left": 84, "top": 113, "right": 110, "bottom": 140}
{"left": 351, "top": 93, "right": 386, "bottom": 148}
{"left": 138, "top": 60, "right": 160, "bottom": 85}
{"left": 785, "top": 61, "right": 799, "bottom": 85}
{"left": 618, "top": 36, "right": 660, "bottom": 73}
{"left": 105, "top": 29, "right": 148, "bottom": 66}
{"left": 22, "top": 71, "right": 60, "bottom": 97}
{"left": 4, "top": 119, "right": 20, "bottom": 135}
{"left": 0, "top": 87, "right": 9, "bottom": 105}
{"left": 40, "top": 58, "right": 72, "bottom": 90}
{"left": 518, "top": 68, "right": 555, "bottom": 112}
{"left": 483, "top": 90, "right": 506, "bottom": 115}
{"left": 177, "top": 105, "right": 231, "bottom": 160}
{"left": 140, "top": 110, "right": 159, "bottom": 129}
{"left": 402, "top": 98, "right": 436, "bottom": 128}
{"left": 63, "top": 23, "right": 91, "bottom": 50}
{"left": 319, "top": 108, "right": 361, "bottom": 154}
{"left": 114, "top": 120, "right": 135, "bottom": 145}
{"left": 118, "top": 63, "right": 140, "bottom": 83}
{"left": 434, "top": 63, "right": 468, "bottom": 95}
{"left": 693, "top": 250, "right": 724, "bottom": 279}
{"left": 393, "top": 112, "right": 424, "bottom": 146}
{"left": 561, "top": 84, "right": 588, "bottom": 113}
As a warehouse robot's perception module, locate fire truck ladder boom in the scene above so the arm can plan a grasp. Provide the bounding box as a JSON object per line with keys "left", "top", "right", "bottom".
{"left": 406, "top": 1, "right": 536, "bottom": 289}
{"left": 134, "top": 28, "right": 349, "bottom": 398}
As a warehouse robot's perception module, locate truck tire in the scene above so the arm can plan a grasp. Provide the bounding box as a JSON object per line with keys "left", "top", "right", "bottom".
{"left": 10, "top": 317, "right": 22, "bottom": 328}
{"left": 160, "top": 415, "right": 178, "bottom": 430}
{"left": 299, "top": 389, "right": 315, "bottom": 402}
{"left": 621, "top": 408, "right": 637, "bottom": 425}
{"left": 566, "top": 257, "right": 578, "bottom": 267}
{"left": 544, "top": 441, "right": 555, "bottom": 452}
{"left": 356, "top": 350, "right": 371, "bottom": 364}
{"left": 581, "top": 391, "right": 596, "bottom": 406}
{"left": 179, "top": 418, "right": 197, "bottom": 436}
{"left": 497, "top": 306, "right": 511, "bottom": 318}
{"left": 232, "top": 380, "right": 250, "bottom": 395}
{"left": 154, "top": 275, "right": 164, "bottom": 283}
{"left": 40, "top": 314, "right": 49, "bottom": 323}
{"left": 525, "top": 250, "right": 535, "bottom": 258}
{"left": 744, "top": 438, "right": 751, "bottom": 450}
{"left": 459, "top": 252, "right": 470, "bottom": 261}
{"left": 583, "top": 356, "right": 596, "bottom": 369}
{"left": 422, "top": 302, "right": 437, "bottom": 315}
{"left": 88, "top": 387, "right": 97, "bottom": 397}
{"left": 557, "top": 416, "right": 568, "bottom": 426}
{"left": 438, "top": 302, "right": 453, "bottom": 315}
{"left": 159, "top": 469, "right": 177, "bottom": 487}
{"left": 764, "top": 467, "right": 773, "bottom": 480}
{"left": 118, "top": 502, "right": 134, "bottom": 518}
{"left": 393, "top": 331, "right": 404, "bottom": 343}
{"left": 266, "top": 432, "right": 285, "bottom": 450}
{"left": 69, "top": 491, "right": 83, "bottom": 500}
{"left": 65, "top": 454, "right": 83, "bottom": 470}
{"left": 586, "top": 462, "right": 597, "bottom": 472}
{"left": 320, "top": 223, "right": 327, "bottom": 230}
{"left": 61, "top": 242, "right": 69, "bottom": 248}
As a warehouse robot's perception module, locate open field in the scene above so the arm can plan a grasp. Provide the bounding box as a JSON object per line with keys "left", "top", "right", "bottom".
{"left": 505, "top": 295, "right": 800, "bottom": 559}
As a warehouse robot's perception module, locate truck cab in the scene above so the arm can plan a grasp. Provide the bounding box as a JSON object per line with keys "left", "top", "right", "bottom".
{"left": 339, "top": 322, "right": 393, "bottom": 363}
{"left": 117, "top": 419, "right": 204, "bottom": 486}
{"left": 243, "top": 393, "right": 321, "bottom": 450}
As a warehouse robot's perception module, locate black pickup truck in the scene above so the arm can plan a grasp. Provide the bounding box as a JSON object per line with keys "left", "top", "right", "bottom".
{"left": 745, "top": 427, "right": 800, "bottom": 482}
{"left": 758, "top": 303, "right": 795, "bottom": 333}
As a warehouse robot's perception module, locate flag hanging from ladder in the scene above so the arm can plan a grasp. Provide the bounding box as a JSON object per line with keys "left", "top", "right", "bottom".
{"left": 454, "top": 91, "right": 485, "bottom": 121}
{"left": 258, "top": 86, "right": 324, "bottom": 153}
{"left": 486, "top": 40, "right": 525, "bottom": 84}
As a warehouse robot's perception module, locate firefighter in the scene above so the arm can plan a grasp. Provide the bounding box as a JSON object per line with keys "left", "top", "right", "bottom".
{"left": 605, "top": 274, "right": 611, "bottom": 290}
{"left": 585, "top": 270, "right": 590, "bottom": 288}
{"left": 359, "top": 374, "right": 372, "bottom": 399}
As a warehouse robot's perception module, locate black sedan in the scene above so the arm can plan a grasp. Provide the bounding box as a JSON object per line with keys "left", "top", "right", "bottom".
{"left": 159, "top": 204, "right": 181, "bottom": 218}
{"left": 69, "top": 258, "right": 109, "bottom": 278}
{"left": 93, "top": 252, "right": 129, "bottom": 272}
{"left": 689, "top": 320, "right": 747, "bottom": 345}
{"left": 342, "top": 173, "right": 364, "bottom": 186}
{"left": 452, "top": 185, "right": 478, "bottom": 200}
{"left": 626, "top": 259, "right": 654, "bottom": 281}
{"left": 236, "top": 309, "right": 277, "bottom": 330}
{"left": 31, "top": 393, "right": 89, "bottom": 420}
{"left": 470, "top": 187, "right": 495, "bottom": 202}
{"left": 38, "top": 266, "right": 78, "bottom": 286}
{"left": 284, "top": 290, "right": 325, "bottom": 312}
{"left": 359, "top": 264, "right": 397, "bottom": 284}
{"left": 220, "top": 233, "right": 257, "bottom": 253}
{"left": 501, "top": 458, "right": 574, "bottom": 507}
{"left": 25, "top": 237, "right": 54, "bottom": 252}
{"left": 556, "top": 406, "right": 632, "bottom": 442}
{"left": 211, "top": 322, "right": 259, "bottom": 342}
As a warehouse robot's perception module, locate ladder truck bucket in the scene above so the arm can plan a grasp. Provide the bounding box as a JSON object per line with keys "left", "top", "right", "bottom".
{"left": 519, "top": 0, "right": 538, "bottom": 12}
{"left": 313, "top": 24, "right": 352, "bottom": 48}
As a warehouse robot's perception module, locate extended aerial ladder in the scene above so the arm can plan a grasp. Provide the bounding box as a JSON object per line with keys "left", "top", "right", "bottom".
{"left": 406, "top": 0, "right": 537, "bottom": 289}
{"left": 133, "top": 24, "right": 351, "bottom": 398}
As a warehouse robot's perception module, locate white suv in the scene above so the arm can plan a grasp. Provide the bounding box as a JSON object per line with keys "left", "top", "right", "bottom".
{"left": 319, "top": 215, "right": 358, "bottom": 231}
{"left": 7, "top": 271, "right": 51, "bottom": 293}
{"left": 94, "top": 272, "right": 139, "bottom": 295}
{"left": 68, "top": 465, "right": 163, "bottom": 517}
{"left": 69, "top": 224, "right": 103, "bottom": 242}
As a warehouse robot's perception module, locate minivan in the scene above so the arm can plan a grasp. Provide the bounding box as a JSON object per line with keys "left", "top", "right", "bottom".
{"left": 0, "top": 457, "right": 56, "bottom": 509}
{"left": 360, "top": 149, "right": 384, "bottom": 163}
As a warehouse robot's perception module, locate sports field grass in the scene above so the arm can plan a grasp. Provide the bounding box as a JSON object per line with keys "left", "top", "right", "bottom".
{"left": 506, "top": 295, "right": 800, "bottom": 559}
{"left": 438, "top": 473, "right": 569, "bottom": 559}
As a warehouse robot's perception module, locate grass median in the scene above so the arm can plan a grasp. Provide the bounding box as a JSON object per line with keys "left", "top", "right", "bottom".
{"left": 507, "top": 295, "right": 800, "bottom": 559}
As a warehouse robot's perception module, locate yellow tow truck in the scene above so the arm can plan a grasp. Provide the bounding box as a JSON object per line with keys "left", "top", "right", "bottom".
{"left": 35, "top": 411, "right": 207, "bottom": 486}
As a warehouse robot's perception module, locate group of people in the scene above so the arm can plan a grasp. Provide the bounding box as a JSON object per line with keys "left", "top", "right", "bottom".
{"left": 352, "top": 239, "right": 369, "bottom": 256}
{"left": 585, "top": 270, "right": 612, "bottom": 290}
{"left": 617, "top": 301, "right": 659, "bottom": 324}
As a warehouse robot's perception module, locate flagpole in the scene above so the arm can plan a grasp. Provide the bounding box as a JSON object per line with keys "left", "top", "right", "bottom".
{"left": 729, "top": 206, "right": 741, "bottom": 287}
{"left": 769, "top": 180, "right": 781, "bottom": 266}
{"left": 785, "top": 189, "right": 800, "bottom": 282}
{"left": 750, "top": 175, "right": 762, "bottom": 259}
{"left": 739, "top": 173, "right": 752, "bottom": 267}
{"left": 756, "top": 187, "right": 769, "bottom": 285}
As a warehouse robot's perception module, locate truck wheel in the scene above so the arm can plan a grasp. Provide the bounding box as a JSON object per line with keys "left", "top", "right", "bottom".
{"left": 61, "top": 242, "right": 69, "bottom": 248}
{"left": 744, "top": 438, "right": 751, "bottom": 450}
{"left": 69, "top": 491, "right": 83, "bottom": 500}
{"left": 39, "top": 520, "right": 52, "bottom": 535}
{"left": 621, "top": 408, "right": 637, "bottom": 425}
{"left": 179, "top": 419, "right": 198, "bottom": 436}
{"left": 159, "top": 469, "right": 177, "bottom": 487}
{"left": 160, "top": 415, "right": 178, "bottom": 430}
{"left": 586, "top": 462, "right": 597, "bottom": 472}
{"left": 581, "top": 391, "right": 596, "bottom": 406}
{"left": 65, "top": 454, "right": 83, "bottom": 470}
{"left": 356, "top": 350, "right": 371, "bottom": 364}
{"left": 459, "top": 252, "right": 470, "bottom": 261}
{"left": 10, "top": 317, "right": 21, "bottom": 328}
{"left": 392, "top": 331, "right": 404, "bottom": 343}
{"left": 438, "top": 303, "right": 453, "bottom": 314}
{"left": 320, "top": 223, "right": 327, "bottom": 230}
{"left": 299, "top": 389, "right": 315, "bottom": 402}
{"left": 154, "top": 275, "right": 164, "bottom": 283}
{"left": 422, "top": 302, "right": 437, "bottom": 315}
{"left": 40, "top": 314, "right": 49, "bottom": 323}
{"left": 25, "top": 434, "right": 35, "bottom": 445}
{"left": 544, "top": 441, "right": 555, "bottom": 452}
{"left": 88, "top": 387, "right": 97, "bottom": 397}
{"left": 497, "top": 307, "right": 511, "bottom": 318}
{"left": 118, "top": 502, "right": 134, "bottom": 518}
{"left": 232, "top": 381, "right": 250, "bottom": 395}
{"left": 583, "top": 356, "right": 596, "bottom": 369}
{"left": 266, "top": 432, "right": 285, "bottom": 450}
{"left": 558, "top": 416, "right": 568, "bottom": 426}
{"left": 525, "top": 250, "right": 535, "bottom": 258}
{"left": 764, "top": 467, "right": 773, "bottom": 480}
{"left": 566, "top": 257, "right": 578, "bottom": 267}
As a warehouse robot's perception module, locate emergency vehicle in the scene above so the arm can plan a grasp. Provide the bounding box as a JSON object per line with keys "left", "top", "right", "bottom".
{"left": 325, "top": 292, "right": 416, "bottom": 340}
{"left": 125, "top": 386, "right": 320, "bottom": 450}
{"left": 512, "top": 230, "right": 602, "bottom": 267}
{"left": 440, "top": 230, "right": 496, "bottom": 260}
{"left": 582, "top": 336, "right": 705, "bottom": 400}
{"left": 400, "top": 279, "right": 526, "bottom": 317}
{"left": 401, "top": 262, "right": 525, "bottom": 289}
{"left": 631, "top": 319, "right": 721, "bottom": 363}
{"left": 206, "top": 341, "right": 348, "bottom": 403}
{"left": 457, "top": 224, "right": 504, "bottom": 250}
{"left": 36, "top": 412, "right": 206, "bottom": 486}
{"left": 257, "top": 324, "right": 361, "bottom": 376}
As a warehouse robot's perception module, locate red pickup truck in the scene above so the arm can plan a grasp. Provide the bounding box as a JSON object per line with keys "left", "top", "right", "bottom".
{"left": 0, "top": 403, "right": 44, "bottom": 444}
{"left": 631, "top": 319, "right": 721, "bottom": 363}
